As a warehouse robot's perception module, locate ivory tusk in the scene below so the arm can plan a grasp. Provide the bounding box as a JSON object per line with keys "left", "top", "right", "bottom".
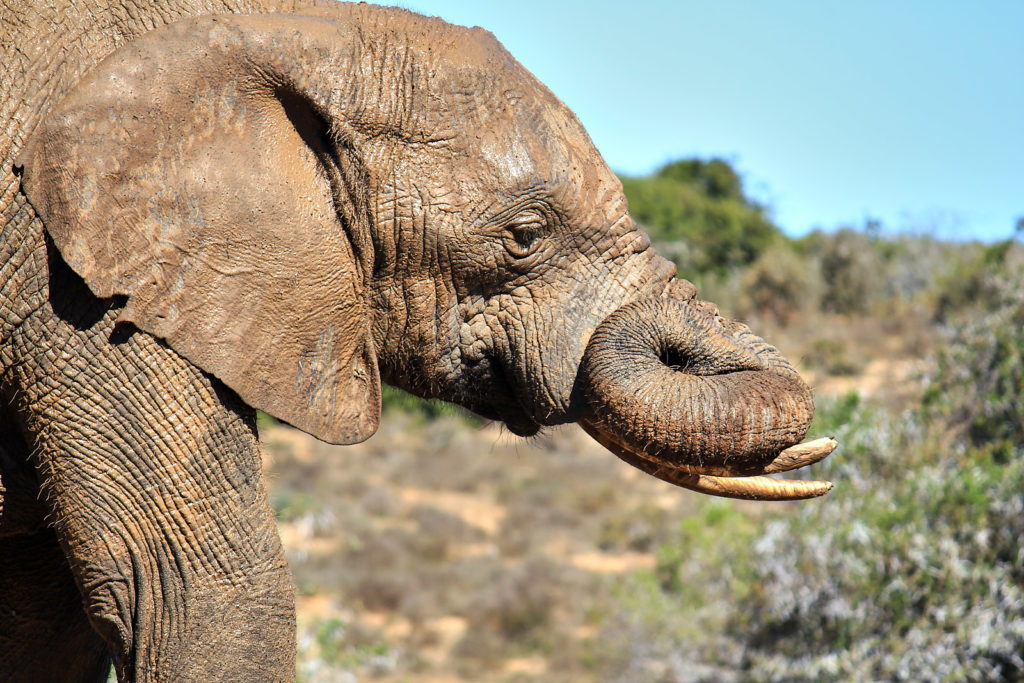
{"left": 580, "top": 422, "right": 836, "bottom": 501}
{"left": 669, "top": 473, "right": 834, "bottom": 501}
{"left": 761, "top": 436, "right": 838, "bottom": 474}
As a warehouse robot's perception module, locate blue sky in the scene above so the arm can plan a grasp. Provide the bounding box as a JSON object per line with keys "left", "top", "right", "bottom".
{"left": 371, "top": 1, "right": 1022, "bottom": 240}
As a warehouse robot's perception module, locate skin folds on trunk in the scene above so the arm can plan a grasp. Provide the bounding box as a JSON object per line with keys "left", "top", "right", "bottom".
{"left": 579, "top": 295, "right": 834, "bottom": 501}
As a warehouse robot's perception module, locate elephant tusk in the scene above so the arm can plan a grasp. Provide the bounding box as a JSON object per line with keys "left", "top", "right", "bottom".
{"left": 580, "top": 422, "right": 836, "bottom": 501}
{"left": 761, "top": 437, "right": 838, "bottom": 474}
{"left": 666, "top": 472, "right": 834, "bottom": 501}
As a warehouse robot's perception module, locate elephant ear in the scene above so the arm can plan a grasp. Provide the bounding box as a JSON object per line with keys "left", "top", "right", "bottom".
{"left": 16, "top": 15, "right": 380, "bottom": 445}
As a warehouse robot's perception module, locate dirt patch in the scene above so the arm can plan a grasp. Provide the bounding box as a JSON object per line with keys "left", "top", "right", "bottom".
{"left": 393, "top": 486, "right": 507, "bottom": 535}
{"left": 810, "top": 357, "right": 923, "bottom": 398}
{"left": 265, "top": 414, "right": 701, "bottom": 680}
{"left": 569, "top": 551, "right": 656, "bottom": 573}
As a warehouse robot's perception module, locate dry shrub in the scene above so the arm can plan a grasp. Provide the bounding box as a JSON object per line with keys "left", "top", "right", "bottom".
{"left": 739, "top": 243, "right": 820, "bottom": 325}
{"left": 801, "top": 337, "right": 864, "bottom": 377}
{"left": 810, "top": 228, "right": 885, "bottom": 315}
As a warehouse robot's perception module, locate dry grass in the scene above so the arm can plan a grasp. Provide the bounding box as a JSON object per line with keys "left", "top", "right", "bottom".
{"left": 263, "top": 414, "right": 709, "bottom": 681}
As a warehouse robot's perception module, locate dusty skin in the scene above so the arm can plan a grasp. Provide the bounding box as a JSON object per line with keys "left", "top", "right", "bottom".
{"left": 0, "top": 2, "right": 833, "bottom": 680}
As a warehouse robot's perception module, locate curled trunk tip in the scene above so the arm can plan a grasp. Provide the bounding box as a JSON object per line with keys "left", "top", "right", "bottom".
{"left": 578, "top": 296, "right": 835, "bottom": 500}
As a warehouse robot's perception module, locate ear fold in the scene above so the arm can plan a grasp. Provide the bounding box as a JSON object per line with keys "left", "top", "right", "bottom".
{"left": 17, "top": 15, "right": 381, "bottom": 445}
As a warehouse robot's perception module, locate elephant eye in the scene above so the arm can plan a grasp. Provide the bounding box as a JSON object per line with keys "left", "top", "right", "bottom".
{"left": 503, "top": 213, "right": 546, "bottom": 259}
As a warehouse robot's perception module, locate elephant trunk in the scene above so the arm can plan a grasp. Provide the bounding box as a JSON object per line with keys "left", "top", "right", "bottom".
{"left": 578, "top": 289, "right": 835, "bottom": 500}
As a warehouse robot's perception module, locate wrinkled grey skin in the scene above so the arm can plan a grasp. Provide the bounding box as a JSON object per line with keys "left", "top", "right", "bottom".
{"left": 0, "top": 2, "right": 818, "bottom": 681}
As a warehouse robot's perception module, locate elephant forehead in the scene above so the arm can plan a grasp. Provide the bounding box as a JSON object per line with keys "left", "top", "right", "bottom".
{"left": 462, "top": 113, "right": 616, "bottom": 203}
{"left": 477, "top": 125, "right": 542, "bottom": 184}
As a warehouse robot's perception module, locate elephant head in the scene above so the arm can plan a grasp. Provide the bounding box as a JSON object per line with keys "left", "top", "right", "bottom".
{"left": 17, "top": 4, "right": 833, "bottom": 501}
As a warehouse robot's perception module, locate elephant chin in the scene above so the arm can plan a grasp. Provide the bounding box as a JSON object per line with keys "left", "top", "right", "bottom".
{"left": 577, "top": 294, "right": 836, "bottom": 501}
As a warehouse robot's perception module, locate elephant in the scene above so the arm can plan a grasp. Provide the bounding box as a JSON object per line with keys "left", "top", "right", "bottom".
{"left": 0, "top": 1, "right": 836, "bottom": 680}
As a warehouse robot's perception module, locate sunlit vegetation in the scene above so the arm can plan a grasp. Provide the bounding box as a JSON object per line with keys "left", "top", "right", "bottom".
{"left": 620, "top": 158, "right": 781, "bottom": 279}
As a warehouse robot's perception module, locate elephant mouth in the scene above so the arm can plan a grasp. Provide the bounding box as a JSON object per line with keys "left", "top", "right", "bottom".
{"left": 457, "top": 352, "right": 542, "bottom": 437}
{"left": 502, "top": 412, "right": 542, "bottom": 437}
{"left": 492, "top": 359, "right": 543, "bottom": 437}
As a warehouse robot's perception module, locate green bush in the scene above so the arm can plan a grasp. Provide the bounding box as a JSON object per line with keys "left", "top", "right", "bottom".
{"left": 925, "top": 258, "right": 1024, "bottom": 451}
{"left": 296, "top": 616, "right": 394, "bottom": 681}
{"left": 803, "top": 227, "right": 885, "bottom": 315}
{"left": 729, "top": 399, "right": 1024, "bottom": 680}
{"left": 933, "top": 238, "right": 1022, "bottom": 323}
{"left": 620, "top": 158, "right": 782, "bottom": 278}
{"left": 611, "top": 389, "right": 1024, "bottom": 680}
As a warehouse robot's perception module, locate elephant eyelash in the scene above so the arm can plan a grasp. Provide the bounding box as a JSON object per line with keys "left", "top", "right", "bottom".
{"left": 504, "top": 218, "right": 546, "bottom": 258}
